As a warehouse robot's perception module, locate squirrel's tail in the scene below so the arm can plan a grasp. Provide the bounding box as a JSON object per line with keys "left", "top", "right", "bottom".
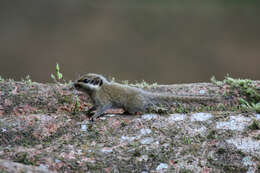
{"left": 148, "top": 92, "right": 220, "bottom": 105}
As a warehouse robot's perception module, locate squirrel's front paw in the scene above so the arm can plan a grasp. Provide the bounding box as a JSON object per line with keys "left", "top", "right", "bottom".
{"left": 89, "top": 116, "right": 96, "bottom": 122}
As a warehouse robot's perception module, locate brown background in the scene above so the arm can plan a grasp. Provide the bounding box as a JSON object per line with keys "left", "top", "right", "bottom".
{"left": 0, "top": 1, "right": 259, "bottom": 84}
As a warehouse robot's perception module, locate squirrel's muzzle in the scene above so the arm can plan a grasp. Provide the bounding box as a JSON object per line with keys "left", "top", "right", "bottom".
{"left": 73, "top": 81, "right": 82, "bottom": 90}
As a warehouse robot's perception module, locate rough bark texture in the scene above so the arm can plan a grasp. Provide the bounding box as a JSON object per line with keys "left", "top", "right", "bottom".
{"left": 0, "top": 80, "right": 260, "bottom": 172}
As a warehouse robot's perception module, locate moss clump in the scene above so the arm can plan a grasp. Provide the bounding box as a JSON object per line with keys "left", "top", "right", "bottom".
{"left": 21, "top": 75, "right": 32, "bottom": 85}
{"left": 253, "top": 134, "right": 260, "bottom": 140}
{"left": 120, "top": 121, "right": 127, "bottom": 128}
{"left": 216, "top": 147, "right": 226, "bottom": 154}
{"left": 207, "top": 130, "right": 217, "bottom": 140}
{"left": 13, "top": 152, "right": 38, "bottom": 166}
{"left": 211, "top": 76, "right": 260, "bottom": 112}
{"left": 175, "top": 104, "right": 188, "bottom": 113}
{"left": 248, "top": 119, "right": 260, "bottom": 130}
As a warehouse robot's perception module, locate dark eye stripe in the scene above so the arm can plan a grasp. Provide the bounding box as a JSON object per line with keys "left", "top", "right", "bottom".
{"left": 83, "top": 79, "right": 89, "bottom": 83}
{"left": 99, "top": 80, "right": 103, "bottom": 86}
{"left": 79, "top": 77, "right": 103, "bottom": 86}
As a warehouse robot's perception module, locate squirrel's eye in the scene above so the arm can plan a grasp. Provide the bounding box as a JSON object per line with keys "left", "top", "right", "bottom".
{"left": 83, "top": 79, "right": 89, "bottom": 83}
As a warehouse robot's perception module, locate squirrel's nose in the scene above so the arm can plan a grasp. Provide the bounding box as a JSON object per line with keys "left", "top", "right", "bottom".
{"left": 73, "top": 80, "right": 79, "bottom": 87}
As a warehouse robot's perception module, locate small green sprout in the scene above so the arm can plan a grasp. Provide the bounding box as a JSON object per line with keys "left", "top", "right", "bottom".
{"left": 56, "top": 63, "right": 63, "bottom": 80}
{"left": 73, "top": 96, "right": 81, "bottom": 113}
{"left": 21, "top": 75, "right": 32, "bottom": 85}
{"left": 210, "top": 76, "right": 222, "bottom": 86}
{"left": 184, "top": 136, "right": 191, "bottom": 145}
{"left": 51, "top": 63, "right": 64, "bottom": 83}
{"left": 25, "top": 75, "right": 32, "bottom": 85}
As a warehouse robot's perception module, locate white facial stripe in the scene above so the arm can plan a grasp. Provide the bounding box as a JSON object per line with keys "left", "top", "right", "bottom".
{"left": 86, "top": 83, "right": 101, "bottom": 90}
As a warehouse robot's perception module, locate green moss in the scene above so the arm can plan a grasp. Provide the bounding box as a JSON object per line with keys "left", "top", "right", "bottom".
{"left": 120, "top": 121, "right": 127, "bottom": 128}
{"left": 14, "top": 152, "right": 38, "bottom": 166}
{"left": 239, "top": 99, "right": 260, "bottom": 113}
{"left": 207, "top": 130, "right": 217, "bottom": 139}
{"left": 73, "top": 96, "right": 81, "bottom": 114}
{"left": 175, "top": 104, "right": 188, "bottom": 113}
{"left": 85, "top": 125, "right": 101, "bottom": 141}
{"left": 211, "top": 75, "right": 260, "bottom": 112}
{"left": 211, "top": 76, "right": 223, "bottom": 86}
{"left": 216, "top": 103, "right": 226, "bottom": 111}
{"left": 183, "top": 136, "right": 191, "bottom": 145}
{"left": 21, "top": 75, "right": 32, "bottom": 85}
{"left": 216, "top": 147, "right": 226, "bottom": 154}
{"left": 248, "top": 119, "right": 260, "bottom": 130}
{"left": 253, "top": 134, "right": 260, "bottom": 140}
{"left": 147, "top": 104, "right": 169, "bottom": 114}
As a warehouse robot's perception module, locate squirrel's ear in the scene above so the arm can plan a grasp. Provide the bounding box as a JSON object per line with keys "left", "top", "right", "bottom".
{"left": 93, "top": 78, "right": 99, "bottom": 85}
{"left": 92, "top": 77, "right": 103, "bottom": 86}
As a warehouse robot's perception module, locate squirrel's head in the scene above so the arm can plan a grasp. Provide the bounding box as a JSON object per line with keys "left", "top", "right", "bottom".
{"left": 74, "top": 73, "right": 109, "bottom": 93}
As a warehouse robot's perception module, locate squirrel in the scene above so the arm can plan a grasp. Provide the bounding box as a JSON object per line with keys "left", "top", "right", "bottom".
{"left": 74, "top": 73, "right": 219, "bottom": 121}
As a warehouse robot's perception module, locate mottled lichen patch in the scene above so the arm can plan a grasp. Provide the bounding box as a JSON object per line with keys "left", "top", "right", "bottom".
{"left": 216, "top": 115, "right": 252, "bottom": 131}
{"left": 190, "top": 112, "right": 213, "bottom": 122}
{"left": 168, "top": 114, "right": 186, "bottom": 122}
{"left": 226, "top": 138, "right": 260, "bottom": 157}
{"left": 141, "top": 114, "right": 158, "bottom": 120}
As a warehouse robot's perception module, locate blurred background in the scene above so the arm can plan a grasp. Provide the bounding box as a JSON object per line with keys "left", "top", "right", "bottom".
{"left": 0, "top": 0, "right": 259, "bottom": 84}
